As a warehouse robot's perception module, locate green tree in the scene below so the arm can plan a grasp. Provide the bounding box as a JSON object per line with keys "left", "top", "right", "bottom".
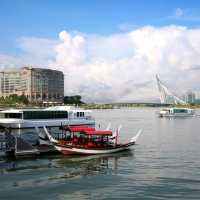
{"left": 64, "top": 95, "right": 84, "bottom": 105}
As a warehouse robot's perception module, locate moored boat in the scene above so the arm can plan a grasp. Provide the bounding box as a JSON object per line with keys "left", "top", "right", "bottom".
{"left": 43, "top": 125, "right": 142, "bottom": 155}
{"left": 0, "top": 106, "right": 94, "bottom": 129}
{"left": 0, "top": 106, "right": 95, "bottom": 146}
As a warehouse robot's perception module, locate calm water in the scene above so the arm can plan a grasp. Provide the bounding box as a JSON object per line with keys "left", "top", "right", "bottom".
{"left": 1, "top": 108, "right": 200, "bottom": 200}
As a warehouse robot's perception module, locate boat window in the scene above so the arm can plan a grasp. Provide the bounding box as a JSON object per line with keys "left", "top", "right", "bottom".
{"left": 0, "top": 113, "right": 5, "bottom": 118}
{"left": 163, "top": 109, "right": 169, "bottom": 111}
{"left": 173, "top": 109, "right": 187, "bottom": 113}
{"left": 23, "top": 111, "right": 68, "bottom": 119}
{"left": 5, "top": 113, "right": 22, "bottom": 119}
{"left": 80, "top": 112, "right": 84, "bottom": 117}
{"left": 77, "top": 112, "right": 84, "bottom": 117}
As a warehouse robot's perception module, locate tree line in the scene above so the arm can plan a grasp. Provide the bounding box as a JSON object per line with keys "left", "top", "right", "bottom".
{"left": 0, "top": 94, "right": 84, "bottom": 106}
{"left": 0, "top": 94, "right": 29, "bottom": 105}
{"left": 63, "top": 95, "right": 84, "bottom": 105}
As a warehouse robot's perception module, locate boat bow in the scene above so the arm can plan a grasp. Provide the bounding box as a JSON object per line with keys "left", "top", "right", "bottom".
{"left": 130, "top": 129, "right": 142, "bottom": 143}
{"left": 43, "top": 126, "right": 58, "bottom": 143}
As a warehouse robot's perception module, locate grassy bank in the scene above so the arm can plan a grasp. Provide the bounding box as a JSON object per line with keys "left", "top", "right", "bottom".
{"left": 0, "top": 102, "right": 200, "bottom": 110}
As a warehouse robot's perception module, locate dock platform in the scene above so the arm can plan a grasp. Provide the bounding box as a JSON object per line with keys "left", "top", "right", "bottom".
{"left": 0, "top": 131, "right": 58, "bottom": 159}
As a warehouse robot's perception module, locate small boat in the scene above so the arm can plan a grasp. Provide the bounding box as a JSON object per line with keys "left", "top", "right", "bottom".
{"left": 43, "top": 125, "right": 142, "bottom": 155}
{"left": 159, "top": 107, "right": 195, "bottom": 117}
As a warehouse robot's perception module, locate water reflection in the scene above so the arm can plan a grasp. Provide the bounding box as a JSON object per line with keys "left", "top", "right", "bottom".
{"left": 54, "top": 151, "right": 134, "bottom": 177}
{"left": 0, "top": 151, "right": 134, "bottom": 178}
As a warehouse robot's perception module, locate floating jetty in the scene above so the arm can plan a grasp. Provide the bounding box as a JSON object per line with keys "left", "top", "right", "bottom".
{"left": 0, "top": 129, "right": 57, "bottom": 159}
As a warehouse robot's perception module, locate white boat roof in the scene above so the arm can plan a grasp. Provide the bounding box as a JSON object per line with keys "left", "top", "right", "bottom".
{"left": 44, "top": 106, "right": 92, "bottom": 113}
{"left": 1, "top": 109, "right": 24, "bottom": 113}
{"left": 0, "top": 106, "right": 92, "bottom": 113}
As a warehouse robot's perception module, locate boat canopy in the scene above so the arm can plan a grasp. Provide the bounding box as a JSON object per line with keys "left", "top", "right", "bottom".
{"left": 65, "top": 126, "right": 112, "bottom": 135}
{"left": 83, "top": 130, "right": 113, "bottom": 136}
{"left": 66, "top": 126, "right": 96, "bottom": 132}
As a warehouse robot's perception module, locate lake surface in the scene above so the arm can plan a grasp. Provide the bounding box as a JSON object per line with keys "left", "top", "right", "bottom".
{"left": 1, "top": 108, "right": 200, "bottom": 200}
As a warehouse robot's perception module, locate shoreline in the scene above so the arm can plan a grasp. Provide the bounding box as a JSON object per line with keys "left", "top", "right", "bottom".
{"left": 0, "top": 103, "right": 200, "bottom": 110}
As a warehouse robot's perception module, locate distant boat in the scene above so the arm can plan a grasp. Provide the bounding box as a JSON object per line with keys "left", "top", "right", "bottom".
{"left": 43, "top": 125, "right": 142, "bottom": 155}
{"left": 158, "top": 107, "right": 195, "bottom": 117}
{"left": 156, "top": 75, "right": 195, "bottom": 117}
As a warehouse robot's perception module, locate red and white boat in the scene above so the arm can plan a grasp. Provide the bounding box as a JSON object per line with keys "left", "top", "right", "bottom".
{"left": 43, "top": 125, "right": 142, "bottom": 155}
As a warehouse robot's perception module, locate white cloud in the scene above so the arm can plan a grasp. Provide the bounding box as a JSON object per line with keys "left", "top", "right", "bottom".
{"left": 0, "top": 54, "right": 22, "bottom": 68}
{"left": 1, "top": 25, "right": 200, "bottom": 102}
{"left": 0, "top": 37, "right": 59, "bottom": 69}
{"left": 54, "top": 31, "right": 86, "bottom": 67}
{"left": 175, "top": 8, "right": 184, "bottom": 18}
{"left": 18, "top": 37, "right": 58, "bottom": 59}
{"left": 17, "top": 37, "right": 58, "bottom": 66}
{"left": 171, "top": 8, "right": 200, "bottom": 21}
{"left": 49, "top": 25, "right": 200, "bottom": 102}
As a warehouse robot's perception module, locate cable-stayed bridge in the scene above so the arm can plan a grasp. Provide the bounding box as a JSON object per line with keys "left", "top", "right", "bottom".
{"left": 156, "top": 75, "right": 187, "bottom": 105}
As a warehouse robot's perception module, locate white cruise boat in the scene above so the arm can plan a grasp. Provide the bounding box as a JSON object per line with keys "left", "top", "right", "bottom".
{"left": 159, "top": 107, "right": 195, "bottom": 117}
{"left": 0, "top": 106, "right": 95, "bottom": 130}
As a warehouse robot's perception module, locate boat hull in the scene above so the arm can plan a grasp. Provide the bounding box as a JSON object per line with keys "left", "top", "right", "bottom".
{"left": 54, "top": 143, "right": 135, "bottom": 155}
{"left": 159, "top": 113, "right": 194, "bottom": 117}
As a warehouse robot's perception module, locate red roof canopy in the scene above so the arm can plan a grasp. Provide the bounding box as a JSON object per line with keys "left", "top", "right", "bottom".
{"left": 67, "top": 126, "right": 96, "bottom": 132}
{"left": 84, "top": 130, "right": 113, "bottom": 136}
{"left": 65, "top": 125, "right": 112, "bottom": 136}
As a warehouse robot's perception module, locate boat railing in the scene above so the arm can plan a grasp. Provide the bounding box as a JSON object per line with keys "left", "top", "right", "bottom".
{"left": 68, "top": 116, "right": 95, "bottom": 121}
{"left": 85, "top": 116, "right": 95, "bottom": 120}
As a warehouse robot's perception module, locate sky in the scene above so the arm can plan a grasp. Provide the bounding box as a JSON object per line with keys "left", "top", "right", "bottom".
{"left": 1, "top": 0, "right": 200, "bottom": 102}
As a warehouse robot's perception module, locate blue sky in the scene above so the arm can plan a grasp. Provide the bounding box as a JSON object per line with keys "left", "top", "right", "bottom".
{"left": 1, "top": 0, "right": 200, "bottom": 102}
{"left": 1, "top": 0, "right": 200, "bottom": 54}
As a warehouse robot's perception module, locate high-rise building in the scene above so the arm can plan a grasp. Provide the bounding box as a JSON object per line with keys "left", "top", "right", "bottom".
{"left": 184, "top": 92, "right": 196, "bottom": 104}
{"left": 0, "top": 67, "right": 64, "bottom": 103}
